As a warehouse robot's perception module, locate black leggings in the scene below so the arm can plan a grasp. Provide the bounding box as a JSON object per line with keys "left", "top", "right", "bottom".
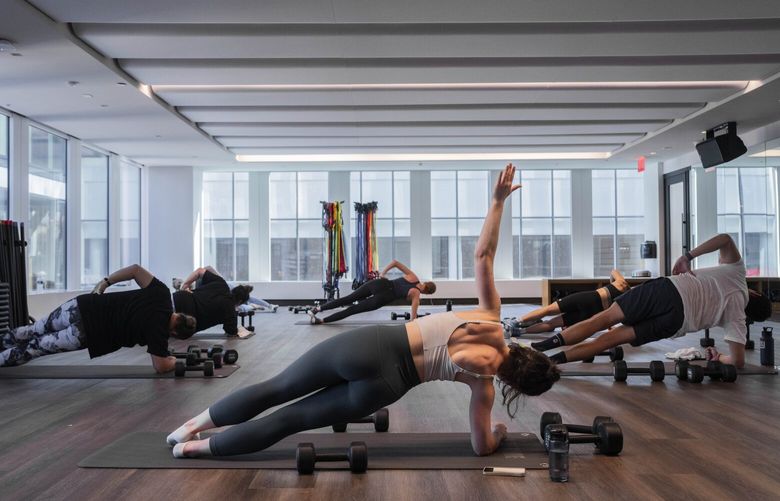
{"left": 208, "top": 324, "right": 420, "bottom": 456}
{"left": 319, "top": 278, "right": 397, "bottom": 323}
{"left": 557, "top": 290, "right": 604, "bottom": 327}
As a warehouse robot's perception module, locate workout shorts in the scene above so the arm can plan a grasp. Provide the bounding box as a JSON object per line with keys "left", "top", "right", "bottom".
{"left": 614, "top": 278, "right": 684, "bottom": 347}
{"left": 557, "top": 290, "right": 603, "bottom": 327}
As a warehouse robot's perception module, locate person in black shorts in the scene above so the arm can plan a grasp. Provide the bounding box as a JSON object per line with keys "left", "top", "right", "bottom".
{"left": 308, "top": 259, "right": 436, "bottom": 324}
{"left": 529, "top": 234, "right": 772, "bottom": 368}
{"left": 1, "top": 264, "right": 196, "bottom": 372}
{"left": 511, "top": 270, "right": 630, "bottom": 334}
{"left": 173, "top": 266, "right": 253, "bottom": 338}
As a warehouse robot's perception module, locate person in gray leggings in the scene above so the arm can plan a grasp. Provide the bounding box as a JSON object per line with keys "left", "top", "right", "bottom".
{"left": 168, "top": 164, "right": 560, "bottom": 458}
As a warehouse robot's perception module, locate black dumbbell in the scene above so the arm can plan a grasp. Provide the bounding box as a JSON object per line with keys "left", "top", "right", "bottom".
{"left": 700, "top": 328, "right": 715, "bottom": 348}
{"left": 539, "top": 412, "right": 614, "bottom": 440}
{"left": 582, "top": 347, "right": 624, "bottom": 363}
{"left": 202, "top": 345, "right": 239, "bottom": 364}
{"left": 445, "top": 299, "right": 453, "bottom": 312}
{"left": 238, "top": 310, "right": 255, "bottom": 332}
{"left": 687, "top": 361, "right": 738, "bottom": 383}
{"left": 390, "top": 312, "right": 411, "bottom": 321}
{"left": 613, "top": 360, "right": 665, "bottom": 382}
{"left": 296, "top": 441, "right": 368, "bottom": 474}
{"left": 332, "top": 408, "right": 389, "bottom": 433}
{"left": 674, "top": 360, "right": 691, "bottom": 380}
{"left": 542, "top": 420, "right": 623, "bottom": 456}
{"left": 174, "top": 359, "right": 214, "bottom": 377}
{"left": 170, "top": 350, "right": 200, "bottom": 366}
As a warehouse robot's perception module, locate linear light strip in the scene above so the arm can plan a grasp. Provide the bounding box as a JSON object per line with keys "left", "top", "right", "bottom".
{"left": 154, "top": 81, "right": 748, "bottom": 92}
{"left": 235, "top": 152, "right": 611, "bottom": 162}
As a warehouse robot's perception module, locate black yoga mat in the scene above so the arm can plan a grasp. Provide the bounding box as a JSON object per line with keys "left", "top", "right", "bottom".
{"left": 0, "top": 364, "right": 240, "bottom": 379}
{"left": 560, "top": 361, "right": 777, "bottom": 377}
{"left": 79, "top": 431, "right": 549, "bottom": 470}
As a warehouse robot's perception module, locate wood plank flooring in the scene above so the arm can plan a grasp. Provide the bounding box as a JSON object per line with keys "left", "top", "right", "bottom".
{"left": 1, "top": 304, "right": 778, "bottom": 500}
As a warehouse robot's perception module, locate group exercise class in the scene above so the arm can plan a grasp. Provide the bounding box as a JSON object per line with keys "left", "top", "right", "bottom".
{"left": 2, "top": 1, "right": 780, "bottom": 499}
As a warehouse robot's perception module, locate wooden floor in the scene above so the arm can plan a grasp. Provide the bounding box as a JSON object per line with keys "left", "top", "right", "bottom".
{"left": 1, "top": 304, "right": 779, "bottom": 500}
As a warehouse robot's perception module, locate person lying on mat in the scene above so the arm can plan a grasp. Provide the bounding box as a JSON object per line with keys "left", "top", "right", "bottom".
{"left": 530, "top": 234, "right": 772, "bottom": 369}
{"left": 307, "top": 260, "right": 436, "bottom": 324}
{"left": 512, "top": 270, "right": 630, "bottom": 335}
{"left": 1, "top": 264, "right": 196, "bottom": 372}
{"left": 167, "top": 164, "right": 560, "bottom": 458}
{"left": 173, "top": 266, "right": 253, "bottom": 338}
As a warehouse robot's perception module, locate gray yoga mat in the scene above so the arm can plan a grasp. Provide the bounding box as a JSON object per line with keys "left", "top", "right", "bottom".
{"left": 0, "top": 364, "right": 240, "bottom": 379}
{"left": 295, "top": 319, "right": 403, "bottom": 326}
{"left": 560, "top": 361, "right": 777, "bottom": 377}
{"left": 79, "top": 431, "right": 549, "bottom": 470}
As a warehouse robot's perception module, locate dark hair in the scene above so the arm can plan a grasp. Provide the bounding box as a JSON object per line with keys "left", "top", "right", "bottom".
{"left": 496, "top": 345, "right": 561, "bottom": 418}
{"left": 231, "top": 284, "right": 254, "bottom": 306}
{"left": 171, "top": 313, "right": 197, "bottom": 339}
{"left": 746, "top": 291, "right": 772, "bottom": 322}
{"left": 422, "top": 281, "right": 436, "bottom": 294}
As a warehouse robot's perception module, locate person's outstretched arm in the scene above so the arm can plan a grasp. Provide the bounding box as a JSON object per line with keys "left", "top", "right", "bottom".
{"left": 474, "top": 164, "right": 520, "bottom": 312}
{"left": 672, "top": 234, "right": 741, "bottom": 274}
{"left": 93, "top": 264, "right": 155, "bottom": 293}
{"left": 410, "top": 293, "right": 420, "bottom": 319}
{"left": 180, "top": 266, "right": 220, "bottom": 291}
{"left": 380, "top": 260, "right": 419, "bottom": 282}
{"left": 468, "top": 377, "right": 506, "bottom": 456}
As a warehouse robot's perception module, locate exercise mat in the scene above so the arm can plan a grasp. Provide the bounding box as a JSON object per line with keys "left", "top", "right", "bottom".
{"left": 0, "top": 364, "right": 240, "bottom": 379}
{"left": 295, "top": 319, "right": 401, "bottom": 326}
{"left": 560, "top": 361, "right": 777, "bottom": 377}
{"left": 79, "top": 431, "right": 549, "bottom": 470}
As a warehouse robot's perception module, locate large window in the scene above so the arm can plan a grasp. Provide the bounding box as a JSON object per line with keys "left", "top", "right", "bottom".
{"left": 0, "top": 113, "right": 8, "bottom": 219}
{"left": 81, "top": 147, "right": 108, "bottom": 287}
{"left": 119, "top": 162, "right": 141, "bottom": 267}
{"left": 717, "top": 168, "right": 778, "bottom": 276}
{"left": 512, "top": 170, "right": 572, "bottom": 278}
{"left": 431, "top": 171, "right": 490, "bottom": 279}
{"left": 202, "top": 172, "right": 249, "bottom": 281}
{"left": 28, "top": 126, "right": 67, "bottom": 290}
{"left": 592, "top": 170, "right": 645, "bottom": 276}
{"left": 270, "top": 172, "right": 328, "bottom": 281}
{"left": 350, "top": 171, "right": 410, "bottom": 273}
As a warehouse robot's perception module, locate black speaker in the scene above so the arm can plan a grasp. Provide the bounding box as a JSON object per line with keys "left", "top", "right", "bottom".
{"left": 695, "top": 122, "right": 747, "bottom": 169}
{"left": 640, "top": 241, "right": 657, "bottom": 259}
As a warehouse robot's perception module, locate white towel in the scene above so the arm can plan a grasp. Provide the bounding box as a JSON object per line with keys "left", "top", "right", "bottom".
{"left": 664, "top": 347, "right": 704, "bottom": 361}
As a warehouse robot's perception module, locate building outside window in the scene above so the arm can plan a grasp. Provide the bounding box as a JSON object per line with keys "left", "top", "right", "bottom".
{"left": 717, "top": 167, "right": 778, "bottom": 276}
{"left": 119, "top": 162, "right": 141, "bottom": 267}
{"left": 80, "top": 147, "right": 109, "bottom": 287}
{"left": 350, "top": 171, "right": 410, "bottom": 275}
{"left": 270, "top": 171, "right": 328, "bottom": 281}
{"left": 512, "top": 170, "right": 572, "bottom": 278}
{"left": 202, "top": 172, "right": 249, "bottom": 281}
{"left": 28, "top": 125, "right": 67, "bottom": 290}
{"left": 592, "top": 169, "right": 645, "bottom": 276}
{"left": 431, "top": 170, "right": 490, "bottom": 279}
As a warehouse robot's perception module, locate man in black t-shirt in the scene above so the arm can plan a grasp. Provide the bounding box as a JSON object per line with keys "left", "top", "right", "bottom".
{"left": 1, "top": 264, "right": 196, "bottom": 372}
{"left": 173, "top": 266, "right": 253, "bottom": 338}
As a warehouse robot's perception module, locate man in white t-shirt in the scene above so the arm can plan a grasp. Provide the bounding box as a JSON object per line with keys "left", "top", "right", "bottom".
{"left": 530, "top": 234, "right": 772, "bottom": 368}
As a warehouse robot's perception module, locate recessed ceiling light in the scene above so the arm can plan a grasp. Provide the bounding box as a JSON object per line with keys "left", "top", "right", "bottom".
{"left": 81, "top": 93, "right": 93, "bottom": 99}
{"left": 67, "top": 81, "right": 80, "bottom": 87}
{"left": 701, "top": 131, "right": 706, "bottom": 134}
{"left": 236, "top": 152, "right": 611, "bottom": 163}
{"left": 116, "top": 82, "right": 127, "bottom": 86}
{"left": 10, "top": 53, "right": 22, "bottom": 57}
{"left": 650, "top": 152, "right": 657, "bottom": 156}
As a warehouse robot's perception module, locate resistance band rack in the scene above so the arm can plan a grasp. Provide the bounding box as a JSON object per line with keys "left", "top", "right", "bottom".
{"left": 0, "top": 221, "right": 31, "bottom": 331}
{"left": 321, "top": 201, "right": 348, "bottom": 300}
{"left": 353, "top": 202, "right": 379, "bottom": 290}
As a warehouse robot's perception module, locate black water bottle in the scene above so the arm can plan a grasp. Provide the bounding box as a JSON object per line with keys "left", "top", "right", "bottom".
{"left": 760, "top": 327, "right": 774, "bottom": 366}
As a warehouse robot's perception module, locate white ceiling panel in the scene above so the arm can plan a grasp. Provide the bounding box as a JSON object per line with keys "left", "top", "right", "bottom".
{"left": 28, "top": 0, "right": 780, "bottom": 24}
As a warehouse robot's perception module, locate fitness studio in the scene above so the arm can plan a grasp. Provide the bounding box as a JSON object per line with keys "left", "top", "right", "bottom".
{"left": 1, "top": 1, "right": 780, "bottom": 499}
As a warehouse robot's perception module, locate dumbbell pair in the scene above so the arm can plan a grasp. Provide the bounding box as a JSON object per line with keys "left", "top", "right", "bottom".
{"left": 674, "top": 360, "right": 737, "bottom": 383}
{"left": 540, "top": 412, "right": 623, "bottom": 456}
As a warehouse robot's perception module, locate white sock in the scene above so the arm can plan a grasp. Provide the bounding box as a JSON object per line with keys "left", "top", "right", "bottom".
{"left": 166, "top": 427, "right": 201, "bottom": 446}
{"left": 172, "top": 443, "right": 188, "bottom": 458}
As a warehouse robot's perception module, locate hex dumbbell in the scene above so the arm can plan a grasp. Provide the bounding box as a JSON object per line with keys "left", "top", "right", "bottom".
{"left": 390, "top": 312, "right": 411, "bottom": 321}
{"left": 539, "top": 412, "right": 614, "bottom": 439}
{"left": 332, "top": 408, "right": 389, "bottom": 433}
{"left": 238, "top": 310, "right": 255, "bottom": 332}
{"left": 541, "top": 418, "right": 623, "bottom": 456}
{"left": 296, "top": 441, "right": 368, "bottom": 474}
{"left": 172, "top": 350, "right": 223, "bottom": 368}
{"left": 189, "top": 345, "right": 239, "bottom": 365}
{"left": 686, "top": 361, "right": 738, "bottom": 383}
{"left": 582, "top": 347, "right": 624, "bottom": 363}
{"left": 174, "top": 359, "right": 214, "bottom": 377}
{"left": 613, "top": 360, "right": 665, "bottom": 382}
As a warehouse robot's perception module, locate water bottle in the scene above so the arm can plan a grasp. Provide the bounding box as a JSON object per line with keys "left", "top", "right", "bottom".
{"left": 546, "top": 425, "right": 570, "bottom": 483}
{"left": 760, "top": 327, "right": 774, "bottom": 366}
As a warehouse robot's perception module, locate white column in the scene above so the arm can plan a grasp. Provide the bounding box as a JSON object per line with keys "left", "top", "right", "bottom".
{"left": 410, "top": 170, "right": 432, "bottom": 279}
{"left": 107, "top": 154, "right": 121, "bottom": 272}
{"left": 9, "top": 114, "right": 28, "bottom": 223}
{"left": 642, "top": 162, "right": 664, "bottom": 276}
{"left": 491, "top": 169, "right": 513, "bottom": 279}
{"left": 691, "top": 166, "right": 718, "bottom": 268}
{"left": 66, "top": 139, "right": 82, "bottom": 290}
{"left": 140, "top": 165, "right": 149, "bottom": 268}
{"left": 249, "top": 171, "right": 270, "bottom": 281}
{"left": 570, "top": 169, "right": 593, "bottom": 277}
{"left": 192, "top": 168, "right": 203, "bottom": 269}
